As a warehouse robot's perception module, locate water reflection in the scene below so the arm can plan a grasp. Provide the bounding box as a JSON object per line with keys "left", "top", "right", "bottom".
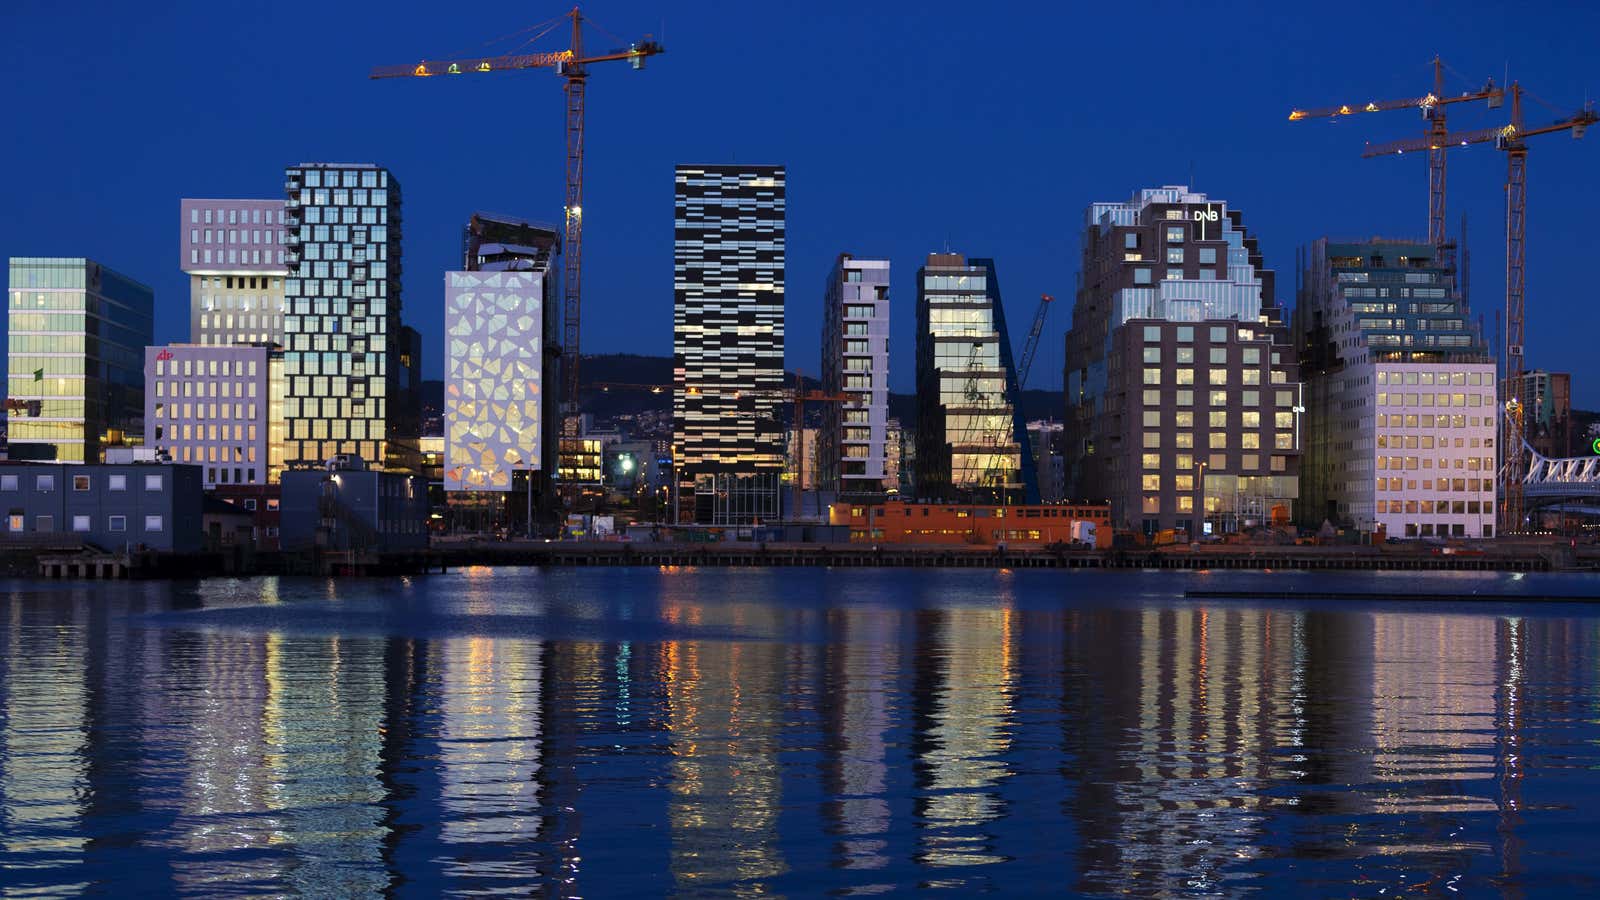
{"left": 0, "top": 571, "right": 1594, "bottom": 896}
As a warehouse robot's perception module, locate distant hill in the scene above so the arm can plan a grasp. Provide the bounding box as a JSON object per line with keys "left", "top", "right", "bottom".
{"left": 578, "top": 353, "right": 1062, "bottom": 427}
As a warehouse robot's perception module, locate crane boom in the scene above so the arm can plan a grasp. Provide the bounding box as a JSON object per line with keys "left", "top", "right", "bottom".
{"left": 1290, "top": 57, "right": 1502, "bottom": 252}
{"left": 371, "top": 6, "right": 664, "bottom": 464}
{"left": 1016, "top": 293, "right": 1053, "bottom": 389}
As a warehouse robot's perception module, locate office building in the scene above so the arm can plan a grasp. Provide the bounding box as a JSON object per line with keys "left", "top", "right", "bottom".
{"left": 7, "top": 257, "right": 153, "bottom": 462}
{"left": 180, "top": 199, "right": 288, "bottom": 346}
{"left": 1064, "top": 186, "right": 1302, "bottom": 534}
{"left": 818, "top": 254, "right": 891, "bottom": 498}
{"left": 884, "top": 417, "right": 906, "bottom": 494}
{"left": 672, "top": 164, "right": 786, "bottom": 524}
{"left": 0, "top": 462, "right": 206, "bottom": 553}
{"left": 145, "top": 344, "right": 280, "bottom": 488}
{"left": 1295, "top": 238, "right": 1496, "bottom": 538}
{"left": 280, "top": 163, "right": 405, "bottom": 470}
{"left": 913, "top": 253, "right": 1036, "bottom": 503}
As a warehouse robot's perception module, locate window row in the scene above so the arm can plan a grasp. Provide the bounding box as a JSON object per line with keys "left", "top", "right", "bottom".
{"left": 0, "top": 473, "right": 161, "bottom": 492}
{"left": 8, "top": 514, "right": 163, "bottom": 534}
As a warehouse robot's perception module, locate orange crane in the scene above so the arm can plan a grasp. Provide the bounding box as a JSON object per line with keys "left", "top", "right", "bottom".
{"left": 1290, "top": 56, "right": 1502, "bottom": 257}
{"left": 372, "top": 8, "right": 664, "bottom": 437}
{"left": 1363, "top": 83, "right": 1597, "bottom": 533}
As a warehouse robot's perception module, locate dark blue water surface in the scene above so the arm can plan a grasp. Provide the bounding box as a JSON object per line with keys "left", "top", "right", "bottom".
{"left": 3, "top": 567, "right": 1600, "bottom": 897}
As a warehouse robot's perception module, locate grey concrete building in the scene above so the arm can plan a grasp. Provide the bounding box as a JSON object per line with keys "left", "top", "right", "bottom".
{"left": 145, "top": 344, "right": 280, "bottom": 488}
{"left": 0, "top": 462, "right": 206, "bottom": 553}
{"left": 180, "top": 199, "right": 288, "bottom": 346}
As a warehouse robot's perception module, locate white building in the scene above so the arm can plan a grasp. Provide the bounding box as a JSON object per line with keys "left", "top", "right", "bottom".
{"left": 145, "top": 344, "right": 279, "bottom": 488}
{"left": 444, "top": 270, "right": 546, "bottom": 491}
{"left": 819, "top": 254, "right": 891, "bottom": 496}
{"left": 180, "top": 199, "right": 288, "bottom": 346}
{"left": 1295, "top": 239, "right": 1496, "bottom": 539}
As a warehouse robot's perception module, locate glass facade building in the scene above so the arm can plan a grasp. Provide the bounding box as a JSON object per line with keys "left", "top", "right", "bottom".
{"left": 913, "top": 253, "right": 1036, "bottom": 503}
{"left": 672, "top": 164, "right": 786, "bottom": 524}
{"left": 280, "top": 163, "right": 405, "bottom": 470}
{"left": 7, "top": 257, "right": 153, "bottom": 462}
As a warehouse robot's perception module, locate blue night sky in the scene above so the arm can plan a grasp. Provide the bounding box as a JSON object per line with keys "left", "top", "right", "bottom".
{"left": 3, "top": 1, "right": 1598, "bottom": 402}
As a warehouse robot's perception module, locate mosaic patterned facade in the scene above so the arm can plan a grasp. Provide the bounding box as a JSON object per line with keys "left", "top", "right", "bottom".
{"left": 445, "top": 271, "right": 543, "bottom": 491}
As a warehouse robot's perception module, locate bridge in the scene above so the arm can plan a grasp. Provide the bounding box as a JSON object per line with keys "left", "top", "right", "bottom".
{"left": 1522, "top": 444, "right": 1600, "bottom": 504}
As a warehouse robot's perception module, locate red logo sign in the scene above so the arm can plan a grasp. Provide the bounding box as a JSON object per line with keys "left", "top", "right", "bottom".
{"left": 155, "top": 350, "right": 174, "bottom": 361}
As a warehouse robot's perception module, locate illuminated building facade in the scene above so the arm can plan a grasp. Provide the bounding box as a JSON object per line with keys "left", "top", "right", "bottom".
{"left": 818, "top": 254, "right": 891, "bottom": 497}
{"left": 1065, "top": 186, "right": 1302, "bottom": 534}
{"left": 1295, "top": 238, "right": 1496, "bottom": 538}
{"left": 442, "top": 214, "right": 562, "bottom": 533}
{"left": 7, "top": 257, "right": 152, "bottom": 462}
{"left": 144, "top": 344, "right": 280, "bottom": 488}
{"left": 180, "top": 199, "right": 287, "bottom": 346}
{"left": 444, "top": 270, "right": 546, "bottom": 491}
{"left": 672, "top": 164, "right": 786, "bottom": 524}
{"left": 280, "top": 163, "right": 406, "bottom": 470}
{"left": 913, "top": 253, "right": 1035, "bottom": 503}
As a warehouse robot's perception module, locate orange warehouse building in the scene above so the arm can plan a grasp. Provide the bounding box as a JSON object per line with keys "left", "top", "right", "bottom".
{"left": 829, "top": 500, "right": 1111, "bottom": 547}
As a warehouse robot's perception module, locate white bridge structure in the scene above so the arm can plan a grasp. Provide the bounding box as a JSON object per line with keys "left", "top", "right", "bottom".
{"left": 1522, "top": 443, "right": 1600, "bottom": 507}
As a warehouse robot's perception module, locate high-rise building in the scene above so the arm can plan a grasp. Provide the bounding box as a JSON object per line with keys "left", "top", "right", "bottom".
{"left": 280, "top": 163, "right": 405, "bottom": 470}
{"left": 145, "top": 344, "right": 280, "bottom": 487}
{"left": 1295, "top": 238, "right": 1496, "bottom": 539}
{"left": 445, "top": 214, "right": 562, "bottom": 531}
{"left": 7, "top": 257, "right": 153, "bottom": 462}
{"left": 913, "top": 253, "right": 1036, "bottom": 503}
{"left": 1064, "top": 186, "right": 1302, "bottom": 535}
{"left": 1507, "top": 369, "right": 1571, "bottom": 458}
{"left": 672, "top": 164, "right": 786, "bottom": 524}
{"left": 180, "top": 199, "right": 288, "bottom": 346}
{"left": 818, "top": 254, "right": 891, "bottom": 498}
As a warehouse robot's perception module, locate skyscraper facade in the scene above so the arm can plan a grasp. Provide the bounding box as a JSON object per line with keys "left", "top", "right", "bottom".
{"left": 7, "top": 257, "right": 153, "bottom": 462}
{"left": 913, "top": 253, "right": 1035, "bottom": 503}
{"left": 1295, "top": 238, "right": 1496, "bottom": 539}
{"left": 180, "top": 199, "right": 287, "bottom": 346}
{"left": 818, "top": 254, "right": 891, "bottom": 498}
{"left": 1064, "top": 186, "right": 1302, "bottom": 534}
{"left": 672, "top": 164, "right": 786, "bottom": 524}
{"left": 280, "top": 163, "right": 404, "bottom": 470}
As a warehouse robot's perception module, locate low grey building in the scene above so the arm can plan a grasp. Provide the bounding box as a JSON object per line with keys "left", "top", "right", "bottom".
{"left": 0, "top": 462, "right": 206, "bottom": 553}
{"left": 280, "top": 456, "right": 428, "bottom": 552}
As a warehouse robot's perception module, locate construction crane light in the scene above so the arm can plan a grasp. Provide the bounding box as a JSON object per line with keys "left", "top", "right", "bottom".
{"left": 414, "top": 63, "right": 430, "bottom": 76}
{"left": 1288, "top": 110, "right": 1306, "bottom": 121}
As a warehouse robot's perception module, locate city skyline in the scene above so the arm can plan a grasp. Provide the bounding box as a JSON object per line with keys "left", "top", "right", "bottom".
{"left": 4, "top": 2, "right": 1599, "bottom": 401}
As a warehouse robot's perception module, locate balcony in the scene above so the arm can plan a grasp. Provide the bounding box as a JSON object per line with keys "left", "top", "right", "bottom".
{"left": 285, "top": 179, "right": 301, "bottom": 192}
{"left": 286, "top": 198, "right": 301, "bottom": 210}
{"left": 285, "top": 216, "right": 300, "bottom": 228}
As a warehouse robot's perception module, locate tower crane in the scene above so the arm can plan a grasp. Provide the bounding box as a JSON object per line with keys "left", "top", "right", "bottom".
{"left": 1363, "top": 83, "right": 1597, "bottom": 533}
{"left": 1290, "top": 56, "right": 1502, "bottom": 257}
{"left": 372, "top": 8, "right": 664, "bottom": 439}
{"left": 1015, "top": 293, "right": 1054, "bottom": 389}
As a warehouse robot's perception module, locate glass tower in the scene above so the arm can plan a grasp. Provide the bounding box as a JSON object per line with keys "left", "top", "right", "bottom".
{"left": 7, "top": 257, "right": 153, "bottom": 462}
{"left": 281, "top": 164, "right": 404, "bottom": 470}
{"left": 914, "top": 253, "right": 1035, "bottom": 503}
